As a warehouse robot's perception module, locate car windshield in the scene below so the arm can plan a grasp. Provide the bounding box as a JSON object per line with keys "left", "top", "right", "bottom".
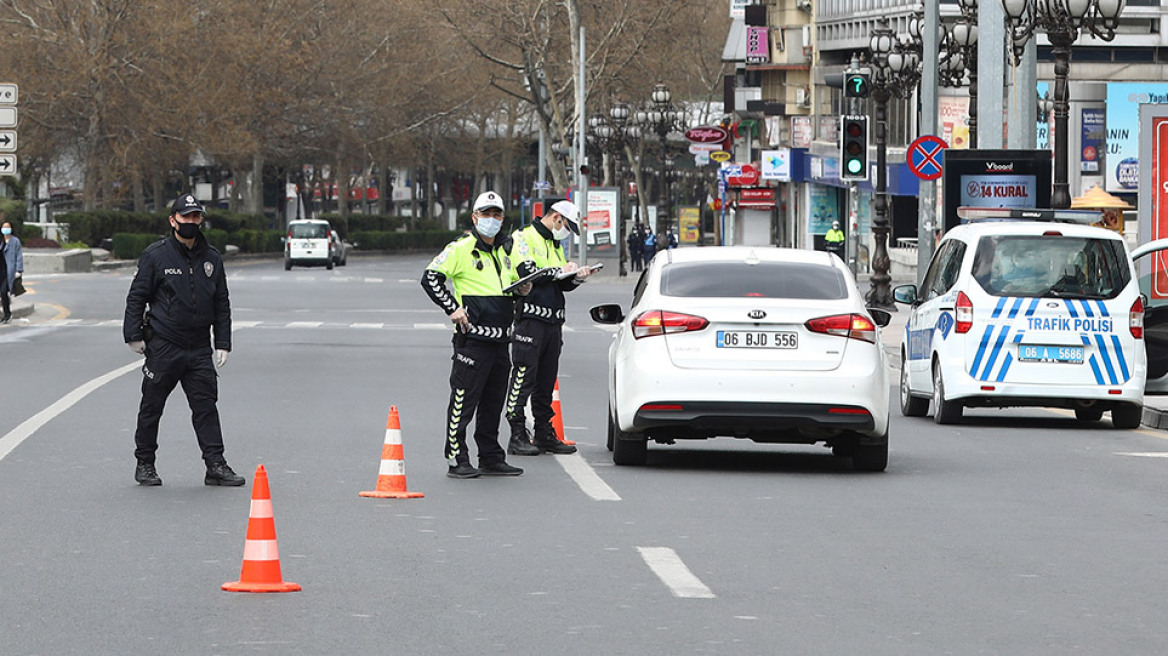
{"left": 661, "top": 261, "right": 849, "bottom": 299}
{"left": 970, "top": 234, "right": 1130, "bottom": 299}
{"left": 291, "top": 224, "right": 328, "bottom": 239}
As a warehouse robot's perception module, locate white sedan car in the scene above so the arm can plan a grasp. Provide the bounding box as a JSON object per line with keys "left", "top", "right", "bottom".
{"left": 590, "top": 246, "right": 892, "bottom": 471}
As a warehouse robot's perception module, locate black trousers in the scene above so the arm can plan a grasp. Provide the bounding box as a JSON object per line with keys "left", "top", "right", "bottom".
{"left": 0, "top": 277, "right": 9, "bottom": 318}
{"left": 133, "top": 339, "right": 226, "bottom": 465}
{"left": 505, "top": 319, "right": 563, "bottom": 437}
{"left": 445, "top": 335, "right": 510, "bottom": 467}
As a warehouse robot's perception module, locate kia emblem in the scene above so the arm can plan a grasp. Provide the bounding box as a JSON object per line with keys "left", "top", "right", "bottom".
{"left": 748, "top": 309, "right": 766, "bottom": 320}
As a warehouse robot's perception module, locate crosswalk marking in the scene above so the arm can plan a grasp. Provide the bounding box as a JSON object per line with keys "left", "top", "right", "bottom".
{"left": 636, "top": 547, "right": 715, "bottom": 599}
{"left": 286, "top": 321, "right": 323, "bottom": 328}
{"left": 32, "top": 319, "right": 601, "bottom": 333}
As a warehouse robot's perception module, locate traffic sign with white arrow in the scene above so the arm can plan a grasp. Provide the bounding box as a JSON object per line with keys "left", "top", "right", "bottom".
{"left": 0, "top": 130, "right": 16, "bottom": 152}
{"left": 0, "top": 154, "right": 16, "bottom": 177}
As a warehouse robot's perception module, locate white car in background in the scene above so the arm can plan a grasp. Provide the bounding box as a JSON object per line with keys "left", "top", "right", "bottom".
{"left": 285, "top": 219, "right": 333, "bottom": 270}
{"left": 590, "top": 247, "right": 892, "bottom": 472}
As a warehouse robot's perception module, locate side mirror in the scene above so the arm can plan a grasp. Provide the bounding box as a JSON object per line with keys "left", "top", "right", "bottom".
{"left": 590, "top": 303, "right": 625, "bottom": 324}
{"left": 892, "top": 284, "right": 918, "bottom": 305}
{"left": 868, "top": 308, "right": 893, "bottom": 328}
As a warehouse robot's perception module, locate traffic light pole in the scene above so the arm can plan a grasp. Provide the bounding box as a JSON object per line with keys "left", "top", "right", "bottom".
{"left": 866, "top": 84, "right": 894, "bottom": 310}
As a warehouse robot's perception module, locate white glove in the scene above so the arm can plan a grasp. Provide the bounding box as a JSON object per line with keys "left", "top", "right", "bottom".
{"left": 13, "top": 272, "right": 19, "bottom": 278}
{"left": 215, "top": 349, "right": 229, "bottom": 368}
{"left": 128, "top": 341, "right": 145, "bottom": 355}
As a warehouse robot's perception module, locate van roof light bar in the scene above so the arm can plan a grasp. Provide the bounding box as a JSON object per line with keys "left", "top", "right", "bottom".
{"left": 956, "top": 207, "right": 1101, "bottom": 224}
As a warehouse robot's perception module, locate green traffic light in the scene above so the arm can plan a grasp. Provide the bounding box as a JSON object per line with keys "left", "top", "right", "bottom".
{"left": 846, "top": 159, "right": 863, "bottom": 174}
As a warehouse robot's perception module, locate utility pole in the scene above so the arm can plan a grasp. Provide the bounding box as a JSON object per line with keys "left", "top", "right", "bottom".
{"left": 575, "top": 26, "right": 589, "bottom": 263}
{"left": 917, "top": 0, "right": 940, "bottom": 281}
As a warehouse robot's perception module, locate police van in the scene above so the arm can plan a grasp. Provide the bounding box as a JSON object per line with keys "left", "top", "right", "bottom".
{"left": 894, "top": 207, "right": 1168, "bottom": 427}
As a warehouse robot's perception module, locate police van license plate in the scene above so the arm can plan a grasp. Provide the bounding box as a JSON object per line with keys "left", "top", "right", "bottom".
{"left": 1018, "top": 345, "right": 1084, "bottom": 364}
{"left": 716, "top": 331, "right": 798, "bottom": 349}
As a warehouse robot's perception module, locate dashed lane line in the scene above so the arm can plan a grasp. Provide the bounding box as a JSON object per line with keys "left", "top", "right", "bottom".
{"left": 553, "top": 453, "right": 621, "bottom": 501}
{"left": 636, "top": 547, "right": 716, "bottom": 599}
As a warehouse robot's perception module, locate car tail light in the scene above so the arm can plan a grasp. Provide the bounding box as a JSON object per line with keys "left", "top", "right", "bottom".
{"left": 804, "top": 313, "right": 878, "bottom": 344}
{"left": 632, "top": 310, "right": 709, "bottom": 339}
{"left": 1042, "top": 230, "right": 1063, "bottom": 236}
{"left": 955, "top": 291, "right": 973, "bottom": 333}
{"left": 1131, "top": 297, "right": 1144, "bottom": 339}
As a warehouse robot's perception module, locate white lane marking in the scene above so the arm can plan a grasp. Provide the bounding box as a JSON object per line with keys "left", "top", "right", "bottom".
{"left": 286, "top": 321, "right": 323, "bottom": 328}
{"left": 365, "top": 278, "right": 384, "bottom": 283}
{"left": 234, "top": 320, "right": 263, "bottom": 328}
{"left": 554, "top": 454, "right": 621, "bottom": 501}
{"left": 636, "top": 547, "right": 715, "bottom": 599}
{"left": 414, "top": 323, "right": 449, "bottom": 330}
{"left": 1114, "top": 452, "right": 1168, "bottom": 458}
{"left": 0, "top": 361, "right": 141, "bottom": 462}
{"left": 351, "top": 323, "right": 384, "bottom": 329}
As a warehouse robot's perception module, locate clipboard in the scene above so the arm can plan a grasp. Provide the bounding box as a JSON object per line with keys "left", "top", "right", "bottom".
{"left": 553, "top": 262, "right": 604, "bottom": 280}
{"left": 502, "top": 267, "right": 556, "bottom": 294}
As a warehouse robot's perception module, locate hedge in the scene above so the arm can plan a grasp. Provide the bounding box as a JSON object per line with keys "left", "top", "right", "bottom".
{"left": 349, "top": 230, "right": 462, "bottom": 251}
{"left": 112, "top": 233, "right": 165, "bottom": 259}
{"left": 320, "top": 213, "right": 450, "bottom": 236}
{"left": 55, "top": 209, "right": 271, "bottom": 247}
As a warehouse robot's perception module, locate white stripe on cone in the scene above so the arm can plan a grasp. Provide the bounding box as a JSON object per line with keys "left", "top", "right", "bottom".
{"left": 378, "top": 459, "right": 406, "bottom": 476}
{"left": 242, "top": 539, "right": 281, "bottom": 561}
{"left": 383, "top": 428, "right": 402, "bottom": 445}
{"left": 249, "top": 499, "right": 274, "bottom": 518}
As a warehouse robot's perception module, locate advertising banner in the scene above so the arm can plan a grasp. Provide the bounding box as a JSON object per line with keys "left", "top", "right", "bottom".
{"left": 760, "top": 149, "right": 791, "bottom": 180}
{"left": 746, "top": 27, "right": 769, "bottom": 65}
{"left": 809, "top": 184, "right": 838, "bottom": 234}
{"left": 1107, "top": 82, "right": 1168, "bottom": 192}
{"left": 791, "top": 116, "right": 813, "bottom": 149}
{"left": 1139, "top": 106, "right": 1168, "bottom": 298}
{"left": 678, "top": 206, "right": 701, "bottom": 244}
{"left": 569, "top": 187, "right": 619, "bottom": 255}
{"left": 941, "top": 150, "right": 1052, "bottom": 231}
{"left": 938, "top": 96, "right": 971, "bottom": 150}
{"left": 1081, "top": 108, "right": 1105, "bottom": 173}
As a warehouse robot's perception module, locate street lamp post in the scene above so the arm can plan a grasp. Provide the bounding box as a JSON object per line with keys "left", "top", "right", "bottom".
{"left": 635, "top": 83, "right": 685, "bottom": 246}
{"left": 941, "top": 0, "right": 980, "bottom": 148}
{"left": 1004, "top": 0, "right": 1125, "bottom": 209}
{"left": 866, "top": 17, "right": 921, "bottom": 309}
{"left": 587, "top": 102, "right": 641, "bottom": 276}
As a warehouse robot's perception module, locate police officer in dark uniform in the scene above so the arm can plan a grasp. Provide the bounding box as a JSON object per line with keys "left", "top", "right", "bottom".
{"left": 421, "top": 191, "right": 529, "bottom": 479}
{"left": 123, "top": 194, "right": 244, "bottom": 487}
{"left": 504, "top": 200, "right": 593, "bottom": 456}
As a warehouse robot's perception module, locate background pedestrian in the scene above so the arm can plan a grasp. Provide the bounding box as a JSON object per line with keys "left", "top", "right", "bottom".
{"left": 1, "top": 219, "right": 23, "bottom": 323}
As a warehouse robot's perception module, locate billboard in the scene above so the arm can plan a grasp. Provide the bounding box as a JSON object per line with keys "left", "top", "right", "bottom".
{"left": 1139, "top": 105, "right": 1168, "bottom": 299}
{"left": 1106, "top": 82, "right": 1168, "bottom": 192}
{"left": 941, "top": 150, "right": 1052, "bottom": 231}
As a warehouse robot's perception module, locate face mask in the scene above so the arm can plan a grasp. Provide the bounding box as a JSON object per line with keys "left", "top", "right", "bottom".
{"left": 0, "top": 227, "right": 10, "bottom": 236}
{"left": 475, "top": 216, "right": 502, "bottom": 239}
{"left": 552, "top": 225, "right": 571, "bottom": 240}
{"left": 174, "top": 221, "right": 201, "bottom": 239}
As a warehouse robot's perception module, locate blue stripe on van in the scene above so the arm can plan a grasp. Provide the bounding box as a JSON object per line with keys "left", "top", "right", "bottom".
{"left": 969, "top": 325, "right": 996, "bottom": 379}
{"left": 1110, "top": 334, "right": 1130, "bottom": 382}
{"left": 1025, "top": 298, "right": 1040, "bottom": 317}
{"left": 1066, "top": 302, "right": 1080, "bottom": 319}
{"left": 1007, "top": 298, "right": 1024, "bottom": 319}
{"left": 1080, "top": 300, "right": 1096, "bottom": 318}
{"left": 1095, "top": 300, "right": 1110, "bottom": 318}
{"left": 1082, "top": 335, "right": 1104, "bottom": 385}
{"left": 992, "top": 297, "right": 1007, "bottom": 319}
{"left": 980, "top": 326, "right": 1011, "bottom": 381}
{"left": 995, "top": 353, "right": 1013, "bottom": 382}
{"left": 1094, "top": 333, "right": 1118, "bottom": 385}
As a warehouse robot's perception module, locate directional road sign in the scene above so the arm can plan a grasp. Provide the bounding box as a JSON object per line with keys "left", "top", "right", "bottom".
{"left": 907, "top": 134, "right": 948, "bottom": 181}
{"left": 0, "top": 106, "right": 15, "bottom": 128}
{"left": 0, "top": 130, "right": 16, "bottom": 152}
{"left": 0, "top": 154, "right": 16, "bottom": 177}
{"left": 0, "top": 83, "right": 17, "bottom": 104}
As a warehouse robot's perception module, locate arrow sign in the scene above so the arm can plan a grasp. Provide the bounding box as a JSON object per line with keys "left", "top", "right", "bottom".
{"left": 0, "top": 130, "right": 16, "bottom": 153}
{"left": 0, "top": 154, "right": 16, "bottom": 177}
{"left": 0, "top": 83, "right": 17, "bottom": 104}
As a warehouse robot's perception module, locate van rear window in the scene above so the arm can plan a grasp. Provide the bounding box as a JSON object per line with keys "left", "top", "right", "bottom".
{"left": 291, "top": 224, "right": 328, "bottom": 239}
{"left": 661, "top": 261, "right": 848, "bottom": 299}
{"left": 971, "top": 235, "right": 1130, "bottom": 299}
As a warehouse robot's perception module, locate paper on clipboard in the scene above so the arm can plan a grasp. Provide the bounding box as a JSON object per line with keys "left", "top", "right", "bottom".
{"left": 502, "top": 267, "right": 556, "bottom": 294}
{"left": 553, "top": 262, "right": 604, "bottom": 280}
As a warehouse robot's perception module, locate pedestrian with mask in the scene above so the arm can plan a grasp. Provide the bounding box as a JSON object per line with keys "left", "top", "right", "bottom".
{"left": 825, "top": 220, "right": 846, "bottom": 260}
{"left": 627, "top": 223, "right": 643, "bottom": 272}
{"left": 1, "top": 219, "right": 23, "bottom": 323}
{"left": 504, "top": 200, "right": 593, "bottom": 456}
{"left": 642, "top": 226, "right": 657, "bottom": 264}
{"left": 123, "top": 194, "right": 243, "bottom": 487}
{"left": 421, "top": 191, "right": 530, "bottom": 479}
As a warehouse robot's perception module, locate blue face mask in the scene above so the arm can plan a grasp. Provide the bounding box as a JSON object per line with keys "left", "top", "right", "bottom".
{"left": 475, "top": 216, "right": 503, "bottom": 239}
{"left": 1, "top": 227, "right": 10, "bottom": 236}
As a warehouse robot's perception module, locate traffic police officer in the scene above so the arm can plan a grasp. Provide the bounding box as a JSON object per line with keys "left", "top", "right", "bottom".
{"left": 825, "top": 220, "right": 846, "bottom": 260}
{"left": 422, "top": 191, "right": 529, "bottom": 479}
{"left": 123, "top": 194, "right": 244, "bottom": 487}
{"left": 505, "top": 200, "right": 594, "bottom": 455}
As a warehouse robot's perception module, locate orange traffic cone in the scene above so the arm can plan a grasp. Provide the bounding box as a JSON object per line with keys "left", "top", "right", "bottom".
{"left": 551, "top": 379, "right": 575, "bottom": 446}
{"left": 359, "top": 406, "right": 423, "bottom": 499}
{"left": 222, "top": 465, "right": 300, "bottom": 593}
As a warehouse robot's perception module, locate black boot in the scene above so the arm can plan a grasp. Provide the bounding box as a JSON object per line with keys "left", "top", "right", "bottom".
{"left": 205, "top": 461, "right": 246, "bottom": 486}
{"left": 135, "top": 460, "right": 162, "bottom": 486}
{"left": 532, "top": 424, "right": 576, "bottom": 454}
{"left": 507, "top": 422, "right": 540, "bottom": 456}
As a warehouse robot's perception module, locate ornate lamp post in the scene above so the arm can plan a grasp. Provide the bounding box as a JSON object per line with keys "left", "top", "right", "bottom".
{"left": 635, "top": 83, "right": 686, "bottom": 245}
{"left": 588, "top": 102, "right": 641, "bottom": 276}
{"left": 866, "top": 17, "right": 921, "bottom": 309}
{"left": 941, "top": 0, "right": 980, "bottom": 148}
{"left": 1004, "top": 0, "right": 1125, "bottom": 209}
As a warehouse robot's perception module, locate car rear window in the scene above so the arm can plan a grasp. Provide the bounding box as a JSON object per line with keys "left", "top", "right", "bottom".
{"left": 970, "top": 234, "right": 1131, "bottom": 299}
{"left": 291, "top": 223, "right": 328, "bottom": 239}
{"left": 661, "top": 261, "right": 849, "bottom": 299}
